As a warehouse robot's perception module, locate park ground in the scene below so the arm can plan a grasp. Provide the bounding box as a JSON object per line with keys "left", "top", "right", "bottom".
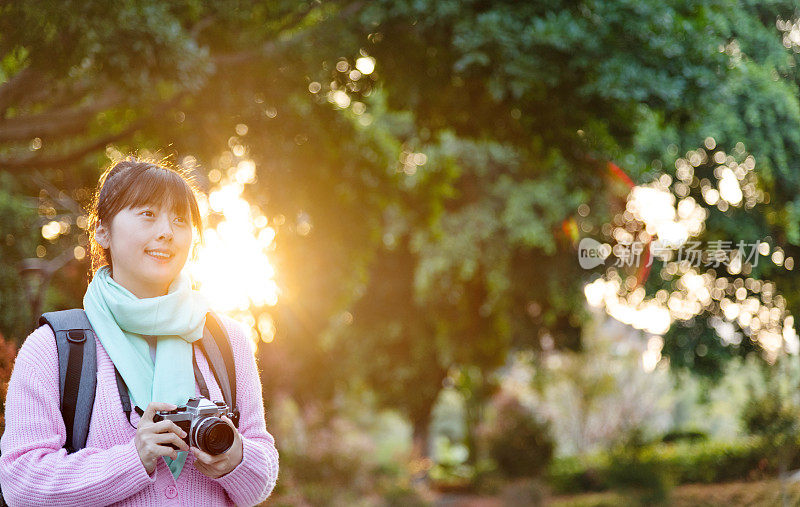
{"left": 431, "top": 478, "right": 800, "bottom": 506}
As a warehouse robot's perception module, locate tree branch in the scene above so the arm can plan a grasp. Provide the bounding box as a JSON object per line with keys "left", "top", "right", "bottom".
{"left": 0, "top": 89, "right": 123, "bottom": 142}
{"left": 0, "top": 92, "right": 186, "bottom": 172}
{"left": 0, "top": 1, "right": 365, "bottom": 169}
{"left": 24, "top": 78, "right": 95, "bottom": 113}
{"left": 29, "top": 172, "right": 85, "bottom": 216}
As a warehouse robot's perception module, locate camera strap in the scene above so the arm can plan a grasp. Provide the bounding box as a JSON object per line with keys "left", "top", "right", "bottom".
{"left": 116, "top": 344, "right": 213, "bottom": 422}
{"left": 198, "top": 312, "right": 237, "bottom": 412}
{"left": 193, "top": 350, "right": 211, "bottom": 399}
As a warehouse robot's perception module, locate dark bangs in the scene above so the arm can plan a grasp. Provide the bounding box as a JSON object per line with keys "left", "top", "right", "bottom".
{"left": 96, "top": 160, "right": 203, "bottom": 238}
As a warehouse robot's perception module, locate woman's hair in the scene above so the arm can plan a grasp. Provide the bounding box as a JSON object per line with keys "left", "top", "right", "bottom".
{"left": 88, "top": 157, "right": 204, "bottom": 278}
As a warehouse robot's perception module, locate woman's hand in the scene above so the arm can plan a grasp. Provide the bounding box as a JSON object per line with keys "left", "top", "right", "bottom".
{"left": 135, "top": 402, "right": 190, "bottom": 475}
{"left": 190, "top": 415, "right": 243, "bottom": 478}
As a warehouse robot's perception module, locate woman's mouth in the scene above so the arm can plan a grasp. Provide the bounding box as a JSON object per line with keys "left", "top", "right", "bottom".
{"left": 145, "top": 249, "right": 173, "bottom": 262}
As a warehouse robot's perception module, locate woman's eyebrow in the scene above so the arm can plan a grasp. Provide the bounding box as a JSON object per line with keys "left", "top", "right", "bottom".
{"left": 130, "top": 203, "right": 161, "bottom": 213}
{"left": 133, "top": 202, "right": 186, "bottom": 215}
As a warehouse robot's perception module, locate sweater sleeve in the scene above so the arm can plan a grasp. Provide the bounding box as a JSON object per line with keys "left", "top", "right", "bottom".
{"left": 0, "top": 325, "right": 156, "bottom": 506}
{"left": 213, "top": 317, "right": 279, "bottom": 506}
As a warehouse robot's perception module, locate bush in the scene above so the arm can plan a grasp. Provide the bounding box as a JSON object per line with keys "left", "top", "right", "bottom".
{"left": 660, "top": 429, "right": 708, "bottom": 444}
{"left": 282, "top": 406, "right": 379, "bottom": 489}
{"left": 741, "top": 387, "right": 800, "bottom": 475}
{"left": 742, "top": 391, "right": 799, "bottom": 439}
{"left": 547, "top": 436, "right": 774, "bottom": 495}
{"left": 648, "top": 438, "right": 767, "bottom": 484}
{"left": 485, "top": 395, "right": 554, "bottom": 479}
{"left": 547, "top": 454, "right": 609, "bottom": 494}
{"left": 268, "top": 394, "right": 423, "bottom": 505}
{"left": 268, "top": 397, "right": 382, "bottom": 504}
{"left": 605, "top": 431, "right": 675, "bottom": 504}
{"left": 429, "top": 435, "right": 474, "bottom": 491}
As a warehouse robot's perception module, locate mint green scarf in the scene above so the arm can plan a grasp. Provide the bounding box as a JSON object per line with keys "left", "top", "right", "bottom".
{"left": 83, "top": 265, "right": 210, "bottom": 479}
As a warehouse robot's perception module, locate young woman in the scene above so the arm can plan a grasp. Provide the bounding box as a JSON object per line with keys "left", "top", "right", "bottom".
{"left": 0, "top": 159, "right": 279, "bottom": 506}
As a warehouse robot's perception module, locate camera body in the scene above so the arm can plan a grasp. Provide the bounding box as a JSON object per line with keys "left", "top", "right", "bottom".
{"left": 153, "top": 397, "right": 236, "bottom": 455}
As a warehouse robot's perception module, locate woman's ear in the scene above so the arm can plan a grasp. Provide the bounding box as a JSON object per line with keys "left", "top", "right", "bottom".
{"left": 95, "top": 222, "right": 111, "bottom": 249}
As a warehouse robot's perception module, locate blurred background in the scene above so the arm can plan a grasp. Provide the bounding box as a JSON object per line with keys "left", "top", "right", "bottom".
{"left": 3, "top": 1, "right": 800, "bottom": 505}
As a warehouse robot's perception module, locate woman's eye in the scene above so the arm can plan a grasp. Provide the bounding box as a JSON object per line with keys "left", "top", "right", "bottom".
{"left": 140, "top": 210, "right": 154, "bottom": 217}
{"left": 174, "top": 216, "right": 187, "bottom": 225}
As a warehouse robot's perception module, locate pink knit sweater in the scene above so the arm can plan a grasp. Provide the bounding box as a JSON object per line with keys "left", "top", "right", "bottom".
{"left": 0, "top": 315, "right": 279, "bottom": 506}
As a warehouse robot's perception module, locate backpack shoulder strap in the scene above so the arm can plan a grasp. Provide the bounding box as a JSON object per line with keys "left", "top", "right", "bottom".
{"left": 39, "top": 309, "right": 97, "bottom": 454}
{"left": 198, "top": 311, "right": 239, "bottom": 426}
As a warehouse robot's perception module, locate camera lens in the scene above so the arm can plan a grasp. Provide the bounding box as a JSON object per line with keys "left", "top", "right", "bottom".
{"left": 195, "top": 417, "right": 234, "bottom": 455}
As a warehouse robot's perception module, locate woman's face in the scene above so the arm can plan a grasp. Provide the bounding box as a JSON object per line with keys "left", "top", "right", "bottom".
{"left": 96, "top": 203, "right": 193, "bottom": 298}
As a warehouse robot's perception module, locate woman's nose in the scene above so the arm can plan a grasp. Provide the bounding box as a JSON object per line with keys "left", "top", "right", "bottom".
{"left": 156, "top": 217, "right": 174, "bottom": 240}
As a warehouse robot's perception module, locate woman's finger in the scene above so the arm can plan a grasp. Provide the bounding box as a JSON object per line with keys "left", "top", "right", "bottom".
{"left": 220, "top": 415, "right": 236, "bottom": 429}
{"left": 153, "top": 431, "right": 189, "bottom": 452}
{"left": 152, "top": 444, "right": 180, "bottom": 461}
{"left": 140, "top": 402, "right": 178, "bottom": 424}
{"left": 190, "top": 446, "right": 225, "bottom": 464}
{"left": 193, "top": 461, "right": 218, "bottom": 478}
{"left": 150, "top": 419, "right": 187, "bottom": 438}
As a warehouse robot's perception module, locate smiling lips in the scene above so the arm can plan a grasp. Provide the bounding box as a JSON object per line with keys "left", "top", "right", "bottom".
{"left": 145, "top": 249, "right": 173, "bottom": 262}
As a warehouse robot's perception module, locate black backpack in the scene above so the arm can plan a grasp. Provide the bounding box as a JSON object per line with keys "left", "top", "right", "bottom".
{"left": 0, "top": 309, "right": 241, "bottom": 505}
{"left": 3, "top": 308, "right": 239, "bottom": 451}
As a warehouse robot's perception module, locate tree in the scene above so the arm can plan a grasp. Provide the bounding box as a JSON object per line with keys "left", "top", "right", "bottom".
{"left": 3, "top": 0, "right": 800, "bottom": 465}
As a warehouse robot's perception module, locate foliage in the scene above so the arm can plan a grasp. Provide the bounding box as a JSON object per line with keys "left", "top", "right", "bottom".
{"left": 665, "top": 353, "right": 772, "bottom": 441}
{"left": 547, "top": 453, "right": 610, "bottom": 495}
{"left": 605, "top": 431, "right": 676, "bottom": 504}
{"left": 267, "top": 392, "right": 422, "bottom": 505}
{"left": 547, "top": 436, "right": 785, "bottom": 496}
{"left": 3, "top": 1, "right": 800, "bottom": 477}
{"left": 426, "top": 386, "right": 474, "bottom": 491}
{"left": 482, "top": 393, "right": 555, "bottom": 479}
{"left": 740, "top": 363, "right": 800, "bottom": 477}
{"left": 548, "top": 479, "right": 800, "bottom": 507}
{"left": 500, "top": 312, "right": 675, "bottom": 456}
{"left": 427, "top": 437, "right": 475, "bottom": 492}
{"left": 660, "top": 429, "right": 708, "bottom": 444}
{"left": 742, "top": 390, "right": 800, "bottom": 441}
{"left": 646, "top": 438, "right": 771, "bottom": 484}
{"left": 0, "top": 178, "right": 39, "bottom": 342}
{"left": 0, "top": 332, "right": 19, "bottom": 432}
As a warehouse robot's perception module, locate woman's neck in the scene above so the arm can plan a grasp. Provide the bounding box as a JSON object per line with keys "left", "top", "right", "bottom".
{"left": 110, "top": 270, "right": 169, "bottom": 298}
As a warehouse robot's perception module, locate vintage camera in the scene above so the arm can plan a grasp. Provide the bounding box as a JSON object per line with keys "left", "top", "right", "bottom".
{"left": 153, "top": 397, "right": 236, "bottom": 455}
